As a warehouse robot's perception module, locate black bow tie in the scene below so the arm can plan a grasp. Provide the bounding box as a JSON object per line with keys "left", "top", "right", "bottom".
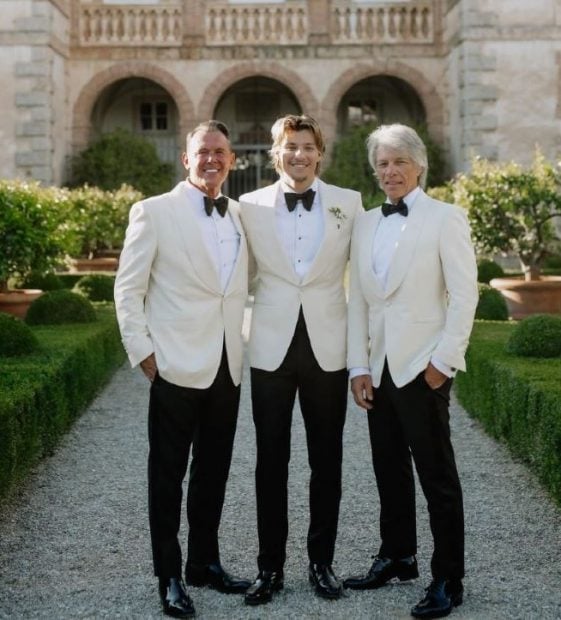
{"left": 285, "top": 188, "right": 315, "bottom": 212}
{"left": 203, "top": 195, "right": 228, "bottom": 217}
{"left": 381, "top": 198, "right": 408, "bottom": 217}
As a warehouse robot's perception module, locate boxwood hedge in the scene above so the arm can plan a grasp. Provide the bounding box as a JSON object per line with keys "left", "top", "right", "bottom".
{"left": 0, "top": 305, "right": 125, "bottom": 499}
{"left": 456, "top": 321, "right": 561, "bottom": 506}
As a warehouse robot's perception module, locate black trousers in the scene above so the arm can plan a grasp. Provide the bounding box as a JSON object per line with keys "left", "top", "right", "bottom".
{"left": 367, "top": 362, "right": 464, "bottom": 580}
{"left": 147, "top": 349, "right": 240, "bottom": 579}
{"left": 251, "top": 310, "right": 348, "bottom": 571}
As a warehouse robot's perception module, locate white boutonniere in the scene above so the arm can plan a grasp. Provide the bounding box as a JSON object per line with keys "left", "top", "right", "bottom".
{"left": 328, "top": 206, "right": 347, "bottom": 229}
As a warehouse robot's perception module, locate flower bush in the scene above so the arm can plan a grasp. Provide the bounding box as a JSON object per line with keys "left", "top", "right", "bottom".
{"left": 61, "top": 184, "right": 142, "bottom": 259}
{"left": 0, "top": 181, "right": 68, "bottom": 293}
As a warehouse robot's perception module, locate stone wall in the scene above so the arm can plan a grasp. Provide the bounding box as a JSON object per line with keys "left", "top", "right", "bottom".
{"left": 0, "top": 0, "right": 560, "bottom": 185}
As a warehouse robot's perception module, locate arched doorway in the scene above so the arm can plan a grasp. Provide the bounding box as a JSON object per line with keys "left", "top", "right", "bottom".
{"left": 90, "top": 78, "right": 182, "bottom": 178}
{"left": 336, "top": 75, "right": 426, "bottom": 136}
{"left": 214, "top": 76, "right": 301, "bottom": 198}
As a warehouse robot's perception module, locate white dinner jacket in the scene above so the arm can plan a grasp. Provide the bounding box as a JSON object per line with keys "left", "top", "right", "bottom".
{"left": 239, "top": 178, "right": 363, "bottom": 371}
{"left": 114, "top": 181, "right": 248, "bottom": 389}
{"left": 347, "top": 189, "right": 478, "bottom": 388}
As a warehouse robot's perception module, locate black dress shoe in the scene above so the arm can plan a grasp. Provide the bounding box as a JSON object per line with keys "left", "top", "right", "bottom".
{"left": 185, "top": 562, "right": 251, "bottom": 594}
{"left": 344, "top": 556, "right": 418, "bottom": 590}
{"left": 159, "top": 577, "right": 196, "bottom": 618}
{"left": 410, "top": 579, "right": 463, "bottom": 619}
{"left": 244, "top": 570, "right": 284, "bottom": 606}
{"left": 309, "top": 563, "right": 343, "bottom": 599}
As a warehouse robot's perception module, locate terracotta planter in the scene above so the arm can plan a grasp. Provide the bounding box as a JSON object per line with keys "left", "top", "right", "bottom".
{"left": 67, "top": 257, "right": 119, "bottom": 273}
{"left": 0, "top": 289, "right": 43, "bottom": 319}
{"left": 490, "top": 276, "right": 561, "bottom": 319}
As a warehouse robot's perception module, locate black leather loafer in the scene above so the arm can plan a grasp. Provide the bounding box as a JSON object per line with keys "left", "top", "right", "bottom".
{"left": 244, "top": 570, "right": 284, "bottom": 606}
{"left": 344, "top": 556, "right": 418, "bottom": 590}
{"left": 159, "top": 577, "right": 196, "bottom": 618}
{"left": 185, "top": 562, "right": 251, "bottom": 594}
{"left": 410, "top": 579, "right": 463, "bottom": 619}
{"left": 309, "top": 563, "right": 343, "bottom": 599}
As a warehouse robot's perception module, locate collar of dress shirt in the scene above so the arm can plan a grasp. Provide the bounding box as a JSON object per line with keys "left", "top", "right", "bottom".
{"left": 384, "top": 185, "right": 421, "bottom": 212}
{"left": 279, "top": 178, "right": 319, "bottom": 196}
{"left": 185, "top": 179, "right": 225, "bottom": 212}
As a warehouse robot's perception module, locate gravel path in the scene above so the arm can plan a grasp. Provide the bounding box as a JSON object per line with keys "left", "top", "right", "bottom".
{"left": 1, "top": 341, "right": 561, "bottom": 619}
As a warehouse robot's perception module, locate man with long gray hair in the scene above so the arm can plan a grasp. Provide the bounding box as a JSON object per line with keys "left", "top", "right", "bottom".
{"left": 345, "top": 123, "right": 478, "bottom": 619}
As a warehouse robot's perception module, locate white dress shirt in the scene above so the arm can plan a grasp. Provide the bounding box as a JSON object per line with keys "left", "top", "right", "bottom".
{"left": 350, "top": 186, "right": 453, "bottom": 380}
{"left": 275, "top": 179, "right": 324, "bottom": 279}
{"left": 186, "top": 181, "right": 240, "bottom": 292}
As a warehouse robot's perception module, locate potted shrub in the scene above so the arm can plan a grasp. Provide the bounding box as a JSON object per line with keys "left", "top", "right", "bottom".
{"left": 63, "top": 184, "right": 142, "bottom": 272}
{"left": 441, "top": 152, "right": 561, "bottom": 318}
{"left": 0, "top": 181, "right": 67, "bottom": 317}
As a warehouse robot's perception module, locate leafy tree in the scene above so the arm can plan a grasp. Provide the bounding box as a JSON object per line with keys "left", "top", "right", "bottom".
{"left": 444, "top": 152, "right": 561, "bottom": 281}
{"left": 0, "top": 181, "right": 68, "bottom": 293}
{"left": 61, "top": 184, "right": 142, "bottom": 258}
{"left": 69, "top": 128, "right": 174, "bottom": 196}
{"left": 323, "top": 123, "right": 446, "bottom": 210}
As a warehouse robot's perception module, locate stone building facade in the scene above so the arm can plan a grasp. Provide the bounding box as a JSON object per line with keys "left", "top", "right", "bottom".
{"left": 1, "top": 0, "right": 560, "bottom": 197}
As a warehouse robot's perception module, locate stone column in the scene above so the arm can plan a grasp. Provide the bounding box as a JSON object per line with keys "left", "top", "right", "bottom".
{"left": 454, "top": 2, "right": 498, "bottom": 168}
{"left": 13, "top": 0, "right": 69, "bottom": 184}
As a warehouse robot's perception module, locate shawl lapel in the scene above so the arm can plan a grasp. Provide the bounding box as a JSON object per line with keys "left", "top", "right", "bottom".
{"left": 384, "top": 191, "right": 428, "bottom": 297}
{"left": 301, "top": 180, "right": 341, "bottom": 285}
{"left": 251, "top": 182, "right": 300, "bottom": 285}
{"left": 361, "top": 209, "right": 386, "bottom": 299}
{"left": 168, "top": 183, "right": 221, "bottom": 294}
{"left": 224, "top": 202, "right": 247, "bottom": 295}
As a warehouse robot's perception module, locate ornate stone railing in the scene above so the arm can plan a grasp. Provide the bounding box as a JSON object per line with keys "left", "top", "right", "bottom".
{"left": 205, "top": 2, "right": 308, "bottom": 45}
{"left": 76, "top": 1, "right": 434, "bottom": 48}
{"left": 331, "top": 1, "right": 434, "bottom": 44}
{"left": 79, "top": 4, "right": 183, "bottom": 46}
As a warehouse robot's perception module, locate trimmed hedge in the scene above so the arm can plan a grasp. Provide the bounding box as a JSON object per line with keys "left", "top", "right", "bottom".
{"left": 74, "top": 274, "right": 115, "bottom": 302}
{"left": 505, "top": 314, "right": 561, "bottom": 358}
{"left": 475, "top": 283, "right": 509, "bottom": 321}
{"left": 455, "top": 321, "right": 561, "bottom": 506}
{"left": 25, "top": 290, "right": 96, "bottom": 325}
{"left": 13, "top": 271, "right": 64, "bottom": 291}
{"left": 0, "top": 313, "right": 39, "bottom": 357}
{"left": 0, "top": 305, "right": 125, "bottom": 499}
{"left": 477, "top": 259, "right": 505, "bottom": 284}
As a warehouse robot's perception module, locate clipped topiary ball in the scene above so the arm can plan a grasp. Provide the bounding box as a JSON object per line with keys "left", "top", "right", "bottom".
{"left": 0, "top": 312, "right": 39, "bottom": 356}
{"left": 14, "top": 270, "right": 63, "bottom": 291}
{"left": 477, "top": 259, "right": 505, "bottom": 284}
{"left": 475, "top": 283, "right": 509, "bottom": 321}
{"left": 505, "top": 313, "right": 561, "bottom": 358}
{"left": 74, "top": 274, "right": 115, "bottom": 302}
{"left": 25, "top": 290, "right": 96, "bottom": 325}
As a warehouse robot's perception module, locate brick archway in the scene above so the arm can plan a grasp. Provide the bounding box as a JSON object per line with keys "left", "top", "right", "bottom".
{"left": 197, "top": 62, "right": 319, "bottom": 122}
{"left": 323, "top": 60, "right": 445, "bottom": 143}
{"left": 72, "top": 62, "right": 195, "bottom": 151}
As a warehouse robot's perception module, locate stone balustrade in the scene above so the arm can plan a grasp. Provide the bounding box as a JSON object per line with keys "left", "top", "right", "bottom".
{"left": 76, "top": 1, "right": 434, "bottom": 47}
{"left": 205, "top": 2, "right": 308, "bottom": 45}
{"left": 79, "top": 4, "right": 183, "bottom": 46}
{"left": 331, "top": 1, "right": 434, "bottom": 44}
